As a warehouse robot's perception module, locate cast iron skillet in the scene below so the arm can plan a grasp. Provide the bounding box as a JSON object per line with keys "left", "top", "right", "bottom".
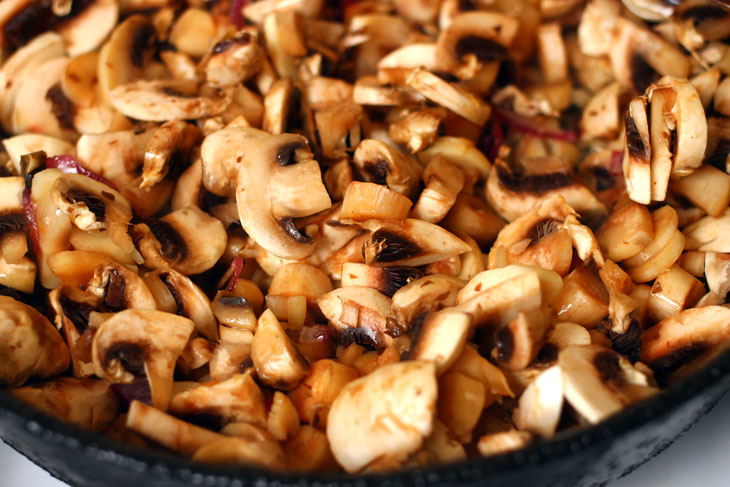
{"left": 2, "top": 348, "right": 730, "bottom": 487}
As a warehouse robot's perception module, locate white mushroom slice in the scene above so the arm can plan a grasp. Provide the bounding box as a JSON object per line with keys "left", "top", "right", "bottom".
{"left": 141, "top": 120, "right": 200, "bottom": 188}
{"left": 0, "top": 295, "right": 70, "bottom": 386}
{"left": 560, "top": 345, "right": 657, "bottom": 424}
{"left": 410, "top": 156, "right": 465, "bottom": 224}
{"left": 477, "top": 431, "right": 532, "bottom": 457}
{"left": 622, "top": 0, "right": 676, "bottom": 21}
{"left": 236, "top": 133, "right": 331, "bottom": 260}
{"left": 577, "top": 0, "right": 621, "bottom": 57}
{"left": 54, "top": 0, "right": 119, "bottom": 56}
{"left": 204, "top": 32, "right": 262, "bottom": 88}
{"left": 537, "top": 22, "right": 568, "bottom": 84}
{"left": 252, "top": 309, "right": 309, "bottom": 390}
{"left": 341, "top": 263, "right": 422, "bottom": 298}
{"left": 704, "top": 252, "right": 730, "bottom": 301}
{"left": 422, "top": 420, "right": 466, "bottom": 464}
{"left": 0, "top": 257, "right": 35, "bottom": 294}
{"left": 389, "top": 107, "right": 447, "bottom": 154}
{"left": 168, "top": 8, "right": 215, "bottom": 58}
{"left": 377, "top": 43, "right": 439, "bottom": 72}
{"left": 2, "top": 134, "right": 74, "bottom": 174}
{"left": 91, "top": 309, "right": 194, "bottom": 410}
{"left": 580, "top": 82, "right": 623, "bottom": 141}
{"left": 0, "top": 32, "right": 66, "bottom": 131}
{"left": 690, "top": 68, "right": 721, "bottom": 110}
{"left": 671, "top": 165, "right": 730, "bottom": 218}
{"left": 597, "top": 200, "right": 654, "bottom": 262}
{"left": 496, "top": 309, "right": 553, "bottom": 371}
{"left": 623, "top": 96, "right": 652, "bottom": 205}
{"left": 406, "top": 69, "right": 491, "bottom": 126}
{"left": 318, "top": 286, "right": 392, "bottom": 348}
{"left": 646, "top": 264, "right": 705, "bottom": 323}
{"left": 11, "top": 56, "right": 74, "bottom": 139}
{"left": 85, "top": 262, "right": 156, "bottom": 312}
{"left": 435, "top": 11, "right": 518, "bottom": 80}
{"left": 361, "top": 219, "right": 470, "bottom": 267}
{"left": 514, "top": 365, "right": 563, "bottom": 437}
{"left": 132, "top": 206, "right": 227, "bottom": 275}
{"left": 243, "top": 0, "right": 323, "bottom": 23}
{"left": 127, "top": 400, "right": 226, "bottom": 455}
{"left": 262, "top": 77, "right": 292, "bottom": 135}
{"left": 340, "top": 182, "right": 412, "bottom": 222}
{"left": 11, "top": 378, "right": 117, "bottom": 431}
{"left": 169, "top": 373, "right": 267, "bottom": 427}
{"left": 352, "top": 139, "right": 421, "bottom": 200}
{"left": 200, "top": 126, "right": 267, "bottom": 197}
{"left": 409, "top": 310, "right": 470, "bottom": 375}
{"left": 327, "top": 361, "right": 437, "bottom": 473}
{"left": 353, "top": 77, "right": 423, "bottom": 106}
{"left": 110, "top": 80, "right": 231, "bottom": 122}
{"left": 715, "top": 77, "right": 730, "bottom": 117}
{"left": 389, "top": 274, "right": 464, "bottom": 329}
{"left": 684, "top": 208, "right": 730, "bottom": 252}
{"left": 313, "top": 103, "right": 364, "bottom": 159}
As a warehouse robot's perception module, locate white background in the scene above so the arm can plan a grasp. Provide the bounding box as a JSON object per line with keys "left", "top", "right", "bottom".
{"left": 2, "top": 392, "right": 730, "bottom": 487}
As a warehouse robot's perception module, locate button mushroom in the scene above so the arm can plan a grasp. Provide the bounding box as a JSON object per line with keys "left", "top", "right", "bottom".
{"left": 235, "top": 133, "right": 332, "bottom": 260}
{"left": 326, "top": 360, "right": 437, "bottom": 473}
{"left": 251, "top": 309, "right": 309, "bottom": 390}
{"left": 91, "top": 309, "right": 194, "bottom": 410}
{"left": 0, "top": 295, "right": 70, "bottom": 386}
{"left": 318, "top": 286, "right": 393, "bottom": 349}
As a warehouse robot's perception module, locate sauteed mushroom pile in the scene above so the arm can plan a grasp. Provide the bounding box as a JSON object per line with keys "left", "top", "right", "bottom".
{"left": 1, "top": 0, "right": 730, "bottom": 474}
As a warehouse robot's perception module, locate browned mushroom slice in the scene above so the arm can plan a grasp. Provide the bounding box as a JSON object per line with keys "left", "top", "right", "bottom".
{"left": 513, "top": 365, "right": 563, "bottom": 437}
{"left": 262, "top": 77, "right": 292, "bottom": 135}
{"left": 341, "top": 263, "right": 423, "bottom": 298}
{"left": 409, "top": 310, "right": 470, "bottom": 375}
{"left": 389, "top": 274, "right": 464, "bottom": 330}
{"left": 251, "top": 309, "right": 309, "bottom": 390}
{"left": 536, "top": 22, "right": 568, "bottom": 84}
{"left": 580, "top": 82, "right": 624, "bottom": 141}
{"left": 495, "top": 309, "right": 553, "bottom": 372}
{"left": 313, "top": 103, "right": 364, "bottom": 159}
{"left": 11, "top": 377, "right": 118, "bottom": 431}
{"left": 318, "top": 286, "right": 392, "bottom": 348}
{"left": 596, "top": 199, "right": 654, "bottom": 262}
{"left": 406, "top": 69, "right": 491, "bottom": 126}
{"left": 133, "top": 206, "right": 226, "bottom": 275}
{"left": 142, "top": 269, "right": 218, "bottom": 341}
{"left": 0, "top": 295, "right": 70, "bottom": 386}
{"left": 646, "top": 264, "right": 705, "bottom": 323}
{"left": 200, "top": 126, "right": 267, "bottom": 197}
{"left": 624, "top": 206, "right": 685, "bottom": 282}
{"left": 327, "top": 361, "right": 437, "bottom": 473}
{"left": 91, "top": 309, "right": 194, "bottom": 410}
{"left": 361, "top": 219, "right": 470, "bottom": 267}
{"left": 551, "top": 266, "right": 609, "bottom": 329}
{"left": 203, "top": 31, "right": 262, "bottom": 88}
{"left": 641, "top": 306, "right": 730, "bottom": 381}
{"left": 435, "top": 11, "right": 518, "bottom": 80}
{"left": 193, "top": 436, "right": 286, "bottom": 469}
{"left": 268, "top": 262, "right": 333, "bottom": 303}
{"left": 85, "top": 262, "right": 156, "bottom": 313}
{"left": 352, "top": 138, "right": 421, "bottom": 200}
{"left": 560, "top": 345, "right": 657, "bottom": 424}
{"left": 2, "top": 134, "right": 74, "bottom": 173}
{"left": 340, "top": 182, "right": 413, "bottom": 222}
{"left": 437, "top": 369, "right": 488, "bottom": 443}
{"left": 110, "top": 79, "right": 231, "bottom": 122}
{"left": 671, "top": 165, "right": 730, "bottom": 218}
{"left": 623, "top": 96, "right": 652, "bottom": 204}
{"left": 126, "top": 400, "right": 227, "bottom": 455}
{"left": 486, "top": 159, "right": 606, "bottom": 223}
{"left": 410, "top": 156, "right": 465, "bottom": 224}
{"left": 140, "top": 120, "right": 201, "bottom": 189}
{"left": 352, "top": 76, "right": 423, "bottom": 107}
{"left": 169, "top": 372, "right": 267, "bottom": 427}
{"left": 716, "top": 78, "right": 730, "bottom": 117}
{"left": 377, "top": 43, "right": 439, "bottom": 75}
{"left": 477, "top": 430, "right": 532, "bottom": 456}
{"left": 389, "top": 107, "right": 447, "bottom": 154}
{"left": 236, "top": 133, "right": 332, "bottom": 260}
{"left": 167, "top": 8, "right": 215, "bottom": 58}
{"left": 684, "top": 208, "right": 730, "bottom": 253}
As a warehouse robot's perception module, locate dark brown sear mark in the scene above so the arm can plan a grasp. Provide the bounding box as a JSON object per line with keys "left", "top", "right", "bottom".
{"left": 606, "top": 320, "right": 642, "bottom": 363}
{"left": 593, "top": 350, "right": 624, "bottom": 385}
{"left": 147, "top": 219, "right": 186, "bottom": 262}
{"left": 161, "top": 87, "right": 196, "bottom": 98}
{"left": 367, "top": 229, "right": 420, "bottom": 263}
{"left": 707, "top": 139, "right": 730, "bottom": 170}
{"left": 535, "top": 342, "right": 558, "bottom": 364}
{"left": 2, "top": 0, "right": 95, "bottom": 53}
{"left": 363, "top": 160, "right": 390, "bottom": 185}
{"left": 106, "top": 342, "right": 146, "bottom": 376}
{"left": 381, "top": 267, "right": 424, "bottom": 297}
{"left": 276, "top": 142, "right": 303, "bottom": 166}
{"left": 279, "top": 217, "right": 312, "bottom": 243}
{"left": 456, "top": 36, "right": 507, "bottom": 62}
{"left": 625, "top": 112, "right": 650, "bottom": 161}
{"left": 497, "top": 164, "right": 575, "bottom": 192}
{"left": 218, "top": 295, "right": 250, "bottom": 308}
{"left": 103, "top": 269, "right": 126, "bottom": 312}
{"left": 630, "top": 54, "right": 659, "bottom": 94}
{"left": 46, "top": 83, "right": 76, "bottom": 131}
{"left": 0, "top": 214, "right": 26, "bottom": 238}
{"left": 66, "top": 189, "right": 106, "bottom": 219}
{"left": 336, "top": 325, "right": 380, "bottom": 349}
{"left": 680, "top": 5, "right": 728, "bottom": 21}
{"left": 130, "top": 23, "right": 156, "bottom": 69}
{"left": 495, "top": 326, "right": 514, "bottom": 363}
{"left": 60, "top": 294, "right": 94, "bottom": 333}
{"left": 592, "top": 167, "right": 617, "bottom": 192}
{"left": 160, "top": 273, "right": 185, "bottom": 316}
{"left": 649, "top": 342, "right": 709, "bottom": 378}
{"left": 527, "top": 218, "right": 562, "bottom": 245}
{"left": 212, "top": 33, "right": 252, "bottom": 54}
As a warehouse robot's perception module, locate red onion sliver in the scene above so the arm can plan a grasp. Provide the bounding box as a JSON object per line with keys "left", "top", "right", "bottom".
{"left": 226, "top": 257, "right": 245, "bottom": 292}
{"left": 494, "top": 107, "right": 578, "bottom": 142}
{"left": 110, "top": 379, "right": 153, "bottom": 412}
{"left": 230, "top": 0, "right": 247, "bottom": 29}
{"left": 609, "top": 150, "right": 624, "bottom": 175}
{"left": 46, "top": 154, "right": 118, "bottom": 190}
{"left": 22, "top": 187, "right": 41, "bottom": 259}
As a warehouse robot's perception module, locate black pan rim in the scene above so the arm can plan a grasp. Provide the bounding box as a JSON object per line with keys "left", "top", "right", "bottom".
{"left": 2, "top": 347, "right": 730, "bottom": 487}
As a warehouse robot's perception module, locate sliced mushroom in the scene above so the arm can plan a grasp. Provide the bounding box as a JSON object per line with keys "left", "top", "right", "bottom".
{"left": 203, "top": 31, "right": 262, "bottom": 88}
{"left": 389, "top": 274, "right": 464, "bottom": 330}
{"left": 437, "top": 369, "right": 487, "bottom": 443}
{"left": 352, "top": 138, "right": 421, "bottom": 200}
{"left": 318, "top": 286, "right": 392, "bottom": 348}
{"left": 341, "top": 263, "right": 423, "bottom": 298}
{"left": 435, "top": 11, "right": 518, "bottom": 80}
{"left": 236, "top": 133, "right": 332, "bottom": 260}
{"left": 641, "top": 305, "right": 730, "bottom": 381}
{"left": 495, "top": 309, "right": 553, "bottom": 372}
{"left": 2, "top": 134, "right": 74, "bottom": 173}
{"left": 0, "top": 295, "right": 70, "bottom": 386}
{"left": 513, "top": 365, "right": 563, "bottom": 437}
{"left": 477, "top": 430, "right": 532, "bottom": 457}
{"left": 389, "top": 107, "right": 447, "bottom": 154}
{"left": 326, "top": 361, "right": 437, "bottom": 473}
{"left": 646, "top": 264, "right": 705, "bottom": 323}
{"left": 361, "top": 219, "right": 470, "bottom": 267}
{"left": 551, "top": 266, "right": 609, "bottom": 329}
{"left": 132, "top": 206, "right": 227, "bottom": 275}
{"left": 193, "top": 436, "right": 286, "bottom": 469}
{"left": 11, "top": 377, "right": 117, "bottom": 431}
{"left": 340, "top": 182, "right": 413, "bottom": 222}
{"left": 560, "top": 345, "right": 657, "bottom": 424}
{"left": 169, "top": 372, "right": 267, "bottom": 427}
{"left": 624, "top": 206, "right": 685, "bottom": 282}
{"left": 140, "top": 120, "right": 201, "bottom": 189}
{"left": 408, "top": 310, "right": 470, "bottom": 375}
{"left": 200, "top": 126, "right": 267, "bottom": 197}
{"left": 91, "top": 309, "right": 194, "bottom": 410}
{"left": 406, "top": 69, "right": 491, "bottom": 126}
{"left": 251, "top": 309, "right": 309, "bottom": 390}
{"left": 85, "top": 262, "right": 156, "bottom": 312}
{"left": 410, "top": 156, "right": 465, "bottom": 224}
{"left": 110, "top": 79, "right": 232, "bottom": 122}
{"left": 580, "top": 82, "right": 623, "bottom": 141}
{"left": 597, "top": 199, "right": 654, "bottom": 262}
{"left": 312, "top": 103, "right": 364, "bottom": 159}
{"left": 716, "top": 77, "right": 730, "bottom": 117}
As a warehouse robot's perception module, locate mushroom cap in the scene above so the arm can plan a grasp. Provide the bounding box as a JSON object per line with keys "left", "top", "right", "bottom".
{"left": 251, "top": 309, "right": 309, "bottom": 390}
{"left": 0, "top": 295, "right": 70, "bottom": 386}
{"left": 236, "top": 132, "right": 331, "bottom": 260}
{"left": 326, "top": 360, "right": 437, "bottom": 472}
{"left": 86, "top": 261, "right": 157, "bottom": 312}
{"left": 91, "top": 309, "right": 194, "bottom": 410}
